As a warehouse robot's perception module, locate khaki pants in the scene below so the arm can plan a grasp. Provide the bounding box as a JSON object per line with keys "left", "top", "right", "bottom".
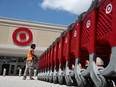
{"left": 23, "top": 60, "right": 34, "bottom": 79}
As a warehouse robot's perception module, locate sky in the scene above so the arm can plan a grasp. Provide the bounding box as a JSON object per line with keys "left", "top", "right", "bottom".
{"left": 0, "top": 0, "right": 92, "bottom": 25}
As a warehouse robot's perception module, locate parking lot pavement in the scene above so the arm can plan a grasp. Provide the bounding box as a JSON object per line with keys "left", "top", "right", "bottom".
{"left": 0, "top": 76, "right": 68, "bottom": 87}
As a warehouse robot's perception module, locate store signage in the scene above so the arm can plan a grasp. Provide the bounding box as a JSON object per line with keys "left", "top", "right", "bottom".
{"left": 12, "top": 27, "right": 33, "bottom": 46}
{"left": 106, "top": 4, "right": 112, "bottom": 14}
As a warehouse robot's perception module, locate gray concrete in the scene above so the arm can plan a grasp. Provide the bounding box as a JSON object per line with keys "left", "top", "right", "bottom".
{"left": 0, "top": 76, "right": 68, "bottom": 87}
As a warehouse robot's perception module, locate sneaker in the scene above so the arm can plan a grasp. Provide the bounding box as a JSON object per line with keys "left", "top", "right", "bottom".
{"left": 30, "top": 78, "right": 34, "bottom": 80}
{"left": 23, "top": 76, "right": 26, "bottom": 80}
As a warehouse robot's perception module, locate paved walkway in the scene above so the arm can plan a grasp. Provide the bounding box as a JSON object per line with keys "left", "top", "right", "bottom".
{"left": 0, "top": 76, "right": 68, "bottom": 87}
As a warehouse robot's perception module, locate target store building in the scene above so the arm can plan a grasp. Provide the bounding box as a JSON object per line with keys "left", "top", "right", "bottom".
{"left": 0, "top": 17, "right": 66, "bottom": 75}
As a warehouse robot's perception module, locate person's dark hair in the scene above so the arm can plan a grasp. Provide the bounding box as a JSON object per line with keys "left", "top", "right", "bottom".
{"left": 31, "top": 44, "right": 36, "bottom": 49}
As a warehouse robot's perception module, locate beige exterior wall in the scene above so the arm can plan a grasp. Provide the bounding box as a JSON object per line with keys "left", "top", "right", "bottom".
{"left": 0, "top": 17, "right": 67, "bottom": 57}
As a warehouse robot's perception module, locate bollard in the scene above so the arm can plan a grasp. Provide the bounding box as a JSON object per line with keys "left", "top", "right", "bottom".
{"left": 19, "top": 69, "right": 22, "bottom": 77}
{"left": 34, "top": 69, "right": 37, "bottom": 77}
{"left": 3, "top": 68, "right": 6, "bottom": 77}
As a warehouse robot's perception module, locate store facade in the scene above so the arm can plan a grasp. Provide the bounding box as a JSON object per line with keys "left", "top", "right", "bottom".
{"left": 0, "top": 17, "right": 66, "bottom": 75}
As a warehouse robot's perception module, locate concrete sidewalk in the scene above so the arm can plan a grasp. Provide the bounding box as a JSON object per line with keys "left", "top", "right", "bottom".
{"left": 0, "top": 76, "right": 68, "bottom": 87}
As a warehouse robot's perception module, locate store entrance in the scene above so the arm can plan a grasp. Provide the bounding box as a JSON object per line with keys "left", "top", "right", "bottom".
{"left": 0, "top": 56, "right": 37, "bottom": 76}
{"left": 0, "top": 56, "right": 26, "bottom": 76}
{"left": 1, "top": 64, "right": 10, "bottom": 75}
{"left": 9, "top": 63, "right": 17, "bottom": 75}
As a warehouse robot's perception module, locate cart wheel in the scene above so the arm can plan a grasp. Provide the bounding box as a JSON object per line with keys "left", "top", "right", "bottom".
{"left": 46, "top": 77, "right": 49, "bottom": 82}
{"left": 53, "top": 76, "right": 57, "bottom": 84}
{"left": 49, "top": 76, "right": 53, "bottom": 83}
{"left": 85, "top": 78, "right": 94, "bottom": 87}
{"left": 65, "top": 75, "right": 72, "bottom": 86}
{"left": 106, "top": 79, "right": 114, "bottom": 87}
{"left": 72, "top": 76, "right": 77, "bottom": 86}
{"left": 59, "top": 75, "right": 64, "bottom": 85}
{"left": 98, "top": 75, "right": 107, "bottom": 87}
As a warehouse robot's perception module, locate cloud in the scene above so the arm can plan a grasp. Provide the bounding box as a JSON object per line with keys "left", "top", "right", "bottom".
{"left": 41, "top": 0, "right": 92, "bottom": 15}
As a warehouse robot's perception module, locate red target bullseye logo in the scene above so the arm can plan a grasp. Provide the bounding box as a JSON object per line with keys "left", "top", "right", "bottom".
{"left": 12, "top": 27, "right": 33, "bottom": 46}
{"left": 106, "top": 4, "right": 112, "bottom": 14}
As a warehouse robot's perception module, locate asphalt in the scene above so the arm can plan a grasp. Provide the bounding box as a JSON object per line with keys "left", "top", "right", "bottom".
{"left": 0, "top": 76, "right": 68, "bottom": 87}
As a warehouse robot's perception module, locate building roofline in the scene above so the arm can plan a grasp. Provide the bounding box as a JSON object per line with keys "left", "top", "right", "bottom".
{"left": 0, "top": 16, "right": 67, "bottom": 30}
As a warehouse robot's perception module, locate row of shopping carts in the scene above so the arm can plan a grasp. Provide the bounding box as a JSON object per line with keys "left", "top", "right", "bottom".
{"left": 37, "top": 0, "right": 116, "bottom": 86}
